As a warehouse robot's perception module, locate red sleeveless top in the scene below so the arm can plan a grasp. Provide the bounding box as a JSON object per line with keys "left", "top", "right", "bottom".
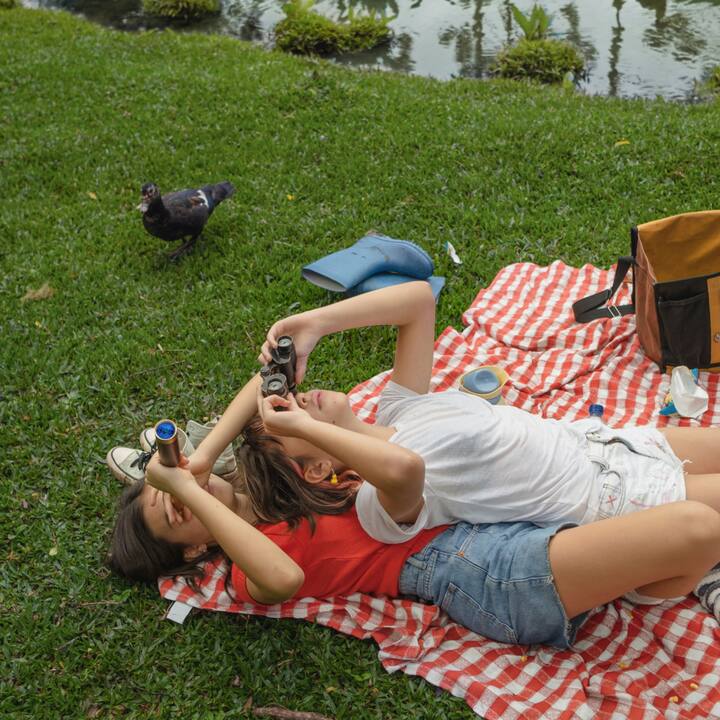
{"left": 231, "top": 507, "right": 446, "bottom": 603}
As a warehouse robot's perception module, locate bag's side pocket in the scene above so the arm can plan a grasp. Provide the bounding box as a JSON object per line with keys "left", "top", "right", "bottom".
{"left": 656, "top": 292, "right": 709, "bottom": 368}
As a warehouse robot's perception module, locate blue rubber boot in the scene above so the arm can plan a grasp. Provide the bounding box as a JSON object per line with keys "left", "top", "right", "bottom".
{"left": 302, "top": 233, "right": 434, "bottom": 292}
{"left": 344, "top": 273, "right": 446, "bottom": 301}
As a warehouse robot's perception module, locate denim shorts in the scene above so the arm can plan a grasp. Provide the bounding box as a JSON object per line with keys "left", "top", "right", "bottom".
{"left": 580, "top": 426, "right": 686, "bottom": 523}
{"left": 398, "top": 521, "right": 586, "bottom": 648}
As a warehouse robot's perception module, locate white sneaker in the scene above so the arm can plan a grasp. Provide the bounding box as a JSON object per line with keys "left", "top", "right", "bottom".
{"left": 106, "top": 446, "right": 153, "bottom": 486}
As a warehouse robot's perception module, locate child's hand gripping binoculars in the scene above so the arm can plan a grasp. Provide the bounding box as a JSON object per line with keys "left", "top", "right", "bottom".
{"left": 260, "top": 335, "right": 297, "bottom": 408}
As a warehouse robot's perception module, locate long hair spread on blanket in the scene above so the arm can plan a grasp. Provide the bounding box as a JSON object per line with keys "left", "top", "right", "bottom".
{"left": 107, "top": 480, "right": 220, "bottom": 585}
{"left": 238, "top": 415, "right": 360, "bottom": 530}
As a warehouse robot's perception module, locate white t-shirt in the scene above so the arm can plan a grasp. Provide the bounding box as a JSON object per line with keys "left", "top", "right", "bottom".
{"left": 355, "top": 381, "right": 600, "bottom": 543}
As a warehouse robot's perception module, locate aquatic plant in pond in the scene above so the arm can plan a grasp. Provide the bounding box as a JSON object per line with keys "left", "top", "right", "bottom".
{"left": 275, "top": 0, "right": 393, "bottom": 56}
{"left": 695, "top": 65, "right": 720, "bottom": 100}
{"left": 143, "top": 0, "right": 219, "bottom": 19}
{"left": 495, "top": 4, "right": 584, "bottom": 85}
{"left": 709, "top": 67, "right": 720, "bottom": 93}
{"left": 510, "top": 3, "right": 552, "bottom": 41}
{"left": 494, "top": 39, "right": 584, "bottom": 84}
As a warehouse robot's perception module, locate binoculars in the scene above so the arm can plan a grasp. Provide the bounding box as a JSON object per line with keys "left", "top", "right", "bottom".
{"left": 260, "top": 335, "right": 296, "bottom": 406}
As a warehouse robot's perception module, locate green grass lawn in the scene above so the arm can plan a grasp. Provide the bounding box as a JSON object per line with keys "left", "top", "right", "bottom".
{"left": 2, "top": 7, "right": 719, "bottom": 718}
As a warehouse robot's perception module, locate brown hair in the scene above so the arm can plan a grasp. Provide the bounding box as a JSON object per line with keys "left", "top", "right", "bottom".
{"left": 106, "top": 480, "right": 222, "bottom": 585}
{"left": 107, "top": 418, "right": 361, "bottom": 583}
{"left": 237, "top": 415, "right": 360, "bottom": 530}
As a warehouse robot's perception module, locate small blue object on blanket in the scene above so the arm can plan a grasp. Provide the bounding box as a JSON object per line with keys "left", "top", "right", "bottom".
{"left": 302, "top": 233, "right": 442, "bottom": 296}
{"left": 458, "top": 366, "right": 508, "bottom": 404}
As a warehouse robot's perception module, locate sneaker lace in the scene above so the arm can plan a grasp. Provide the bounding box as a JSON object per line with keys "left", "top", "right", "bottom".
{"left": 131, "top": 445, "right": 156, "bottom": 472}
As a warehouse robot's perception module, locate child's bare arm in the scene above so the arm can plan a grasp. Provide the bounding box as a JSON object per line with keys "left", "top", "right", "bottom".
{"left": 187, "top": 373, "right": 262, "bottom": 482}
{"left": 146, "top": 455, "right": 304, "bottom": 604}
{"left": 260, "top": 281, "right": 436, "bottom": 393}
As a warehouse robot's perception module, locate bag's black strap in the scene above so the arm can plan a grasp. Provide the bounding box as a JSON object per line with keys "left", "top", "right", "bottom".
{"left": 572, "top": 256, "right": 636, "bottom": 322}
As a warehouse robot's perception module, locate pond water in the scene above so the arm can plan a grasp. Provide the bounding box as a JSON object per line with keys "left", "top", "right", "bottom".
{"left": 24, "top": 0, "right": 720, "bottom": 100}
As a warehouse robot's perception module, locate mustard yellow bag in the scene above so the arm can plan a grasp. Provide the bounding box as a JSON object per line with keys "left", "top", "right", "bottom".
{"left": 573, "top": 211, "right": 720, "bottom": 372}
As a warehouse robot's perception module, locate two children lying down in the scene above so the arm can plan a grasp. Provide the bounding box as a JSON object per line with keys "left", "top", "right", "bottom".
{"left": 108, "top": 282, "right": 720, "bottom": 647}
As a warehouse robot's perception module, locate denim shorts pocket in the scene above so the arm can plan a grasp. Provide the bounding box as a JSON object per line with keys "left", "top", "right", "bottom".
{"left": 441, "top": 583, "right": 518, "bottom": 644}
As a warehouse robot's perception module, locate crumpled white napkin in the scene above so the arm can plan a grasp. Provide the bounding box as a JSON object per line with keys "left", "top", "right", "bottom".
{"left": 669, "top": 366, "right": 709, "bottom": 418}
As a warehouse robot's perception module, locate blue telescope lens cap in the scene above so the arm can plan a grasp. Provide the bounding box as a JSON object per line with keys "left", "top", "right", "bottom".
{"left": 156, "top": 420, "right": 176, "bottom": 440}
{"left": 461, "top": 369, "right": 500, "bottom": 395}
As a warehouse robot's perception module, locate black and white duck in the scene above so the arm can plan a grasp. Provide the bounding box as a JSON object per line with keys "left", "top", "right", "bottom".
{"left": 138, "top": 181, "right": 235, "bottom": 259}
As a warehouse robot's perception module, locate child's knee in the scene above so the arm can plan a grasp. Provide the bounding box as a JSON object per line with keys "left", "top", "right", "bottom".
{"left": 674, "top": 501, "right": 720, "bottom": 555}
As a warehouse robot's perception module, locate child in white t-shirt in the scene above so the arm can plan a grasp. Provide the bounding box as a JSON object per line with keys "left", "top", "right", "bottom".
{"left": 250, "top": 281, "right": 710, "bottom": 541}
{"left": 354, "top": 379, "right": 686, "bottom": 545}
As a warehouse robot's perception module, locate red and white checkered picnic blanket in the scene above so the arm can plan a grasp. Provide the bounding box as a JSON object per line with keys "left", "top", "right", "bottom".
{"left": 160, "top": 262, "right": 720, "bottom": 720}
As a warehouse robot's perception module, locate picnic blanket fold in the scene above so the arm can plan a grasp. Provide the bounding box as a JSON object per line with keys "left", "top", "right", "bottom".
{"left": 159, "top": 261, "right": 720, "bottom": 720}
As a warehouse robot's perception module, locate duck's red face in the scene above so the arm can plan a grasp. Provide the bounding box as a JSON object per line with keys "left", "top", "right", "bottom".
{"left": 138, "top": 183, "right": 160, "bottom": 212}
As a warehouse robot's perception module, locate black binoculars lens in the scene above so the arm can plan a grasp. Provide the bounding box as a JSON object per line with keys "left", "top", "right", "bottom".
{"left": 267, "top": 378, "right": 285, "bottom": 394}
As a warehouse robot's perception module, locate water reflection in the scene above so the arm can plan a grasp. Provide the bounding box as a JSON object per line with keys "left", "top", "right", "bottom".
{"left": 223, "top": 0, "right": 266, "bottom": 41}
{"left": 643, "top": 9, "right": 707, "bottom": 62}
{"left": 438, "top": 1, "right": 491, "bottom": 78}
{"left": 21, "top": 0, "right": 720, "bottom": 99}
{"left": 607, "top": 1, "right": 625, "bottom": 97}
{"left": 381, "top": 31, "right": 415, "bottom": 72}
{"left": 335, "top": 0, "right": 403, "bottom": 15}
{"left": 560, "top": 2, "right": 597, "bottom": 64}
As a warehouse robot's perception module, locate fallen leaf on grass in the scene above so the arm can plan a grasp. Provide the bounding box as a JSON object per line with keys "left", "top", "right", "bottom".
{"left": 88, "top": 191, "right": 98, "bottom": 200}
{"left": 22, "top": 283, "right": 54, "bottom": 302}
{"left": 614, "top": 139, "right": 630, "bottom": 147}
{"left": 49, "top": 546, "right": 58, "bottom": 557}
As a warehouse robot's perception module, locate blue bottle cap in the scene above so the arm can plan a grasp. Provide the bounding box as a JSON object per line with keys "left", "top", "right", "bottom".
{"left": 588, "top": 404, "right": 604, "bottom": 417}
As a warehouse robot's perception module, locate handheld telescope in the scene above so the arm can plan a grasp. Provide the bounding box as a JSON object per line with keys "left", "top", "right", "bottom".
{"left": 154, "top": 419, "right": 180, "bottom": 467}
